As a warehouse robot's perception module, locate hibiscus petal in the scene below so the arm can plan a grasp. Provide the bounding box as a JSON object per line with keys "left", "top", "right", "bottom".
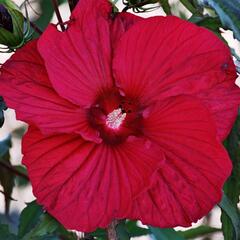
{"left": 37, "top": 0, "right": 113, "bottom": 107}
{"left": 128, "top": 95, "right": 232, "bottom": 227}
{"left": 111, "top": 12, "right": 142, "bottom": 48}
{"left": 113, "top": 16, "right": 239, "bottom": 139}
{"left": 0, "top": 40, "right": 100, "bottom": 142}
{"left": 22, "top": 126, "right": 164, "bottom": 232}
{"left": 38, "top": 0, "right": 143, "bottom": 108}
{"left": 113, "top": 16, "right": 235, "bottom": 100}
{"left": 197, "top": 84, "right": 240, "bottom": 141}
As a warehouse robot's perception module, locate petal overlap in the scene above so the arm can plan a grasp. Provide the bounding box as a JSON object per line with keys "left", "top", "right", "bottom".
{"left": 197, "top": 84, "right": 240, "bottom": 140}
{"left": 23, "top": 126, "right": 164, "bottom": 232}
{"left": 129, "top": 95, "right": 232, "bottom": 227}
{"left": 38, "top": 0, "right": 143, "bottom": 108}
{"left": 113, "top": 16, "right": 240, "bottom": 139}
{"left": 0, "top": 40, "right": 100, "bottom": 141}
{"left": 0, "top": 0, "right": 238, "bottom": 232}
{"left": 38, "top": 0, "right": 114, "bottom": 107}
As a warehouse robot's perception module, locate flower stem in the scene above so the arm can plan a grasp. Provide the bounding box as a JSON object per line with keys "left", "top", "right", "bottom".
{"left": 29, "top": 20, "right": 42, "bottom": 35}
{"left": 0, "top": 161, "right": 29, "bottom": 180}
{"left": 122, "top": 0, "right": 151, "bottom": 12}
{"left": 107, "top": 220, "right": 119, "bottom": 240}
{"left": 67, "top": 0, "right": 79, "bottom": 12}
{"left": 51, "top": 0, "right": 65, "bottom": 31}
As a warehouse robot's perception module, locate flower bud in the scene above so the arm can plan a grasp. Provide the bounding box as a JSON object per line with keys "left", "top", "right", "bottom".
{"left": 0, "top": 4, "right": 13, "bottom": 32}
{"left": 0, "top": 0, "right": 24, "bottom": 49}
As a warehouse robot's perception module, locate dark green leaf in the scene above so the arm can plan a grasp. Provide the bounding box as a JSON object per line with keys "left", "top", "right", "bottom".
{"left": 0, "top": 134, "right": 11, "bottom": 157}
{"left": 219, "top": 194, "right": 240, "bottom": 240}
{"left": 149, "top": 227, "right": 186, "bottom": 240}
{"left": 188, "top": 15, "right": 225, "bottom": 41}
{"left": 14, "top": 165, "right": 29, "bottom": 187}
{"left": 177, "top": 225, "right": 221, "bottom": 239}
{"left": 33, "top": 0, "right": 66, "bottom": 38}
{"left": 0, "top": 110, "right": 4, "bottom": 127}
{"left": 55, "top": 227, "right": 78, "bottom": 240}
{"left": 179, "top": 0, "right": 198, "bottom": 14}
{"left": 126, "top": 221, "right": 150, "bottom": 237}
{"left": 159, "top": 0, "right": 172, "bottom": 15}
{"left": 0, "top": 96, "right": 7, "bottom": 127}
{"left": 0, "top": 2, "right": 24, "bottom": 48}
{"left": 18, "top": 201, "right": 44, "bottom": 238}
{"left": 0, "top": 224, "right": 18, "bottom": 240}
{"left": 189, "top": 15, "right": 221, "bottom": 30}
{"left": 18, "top": 201, "right": 77, "bottom": 240}
{"left": 0, "top": 136, "right": 14, "bottom": 216}
{"left": 12, "top": 126, "right": 27, "bottom": 139}
{"left": 91, "top": 221, "right": 150, "bottom": 240}
{"left": 221, "top": 116, "right": 240, "bottom": 240}
{"left": 23, "top": 214, "right": 60, "bottom": 240}
{"left": 90, "top": 228, "right": 106, "bottom": 240}
{"left": 31, "top": 236, "right": 59, "bottom": 240}
{"left": 116, "top": 220, "right": 130, "bottom": 240}
{"left": 199, "top": 0, "right": 240, "bottom": 40}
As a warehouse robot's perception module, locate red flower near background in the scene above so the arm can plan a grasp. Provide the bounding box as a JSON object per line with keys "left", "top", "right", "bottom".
{"left": 0, "top": 0, "right": 240, "bottom": 232}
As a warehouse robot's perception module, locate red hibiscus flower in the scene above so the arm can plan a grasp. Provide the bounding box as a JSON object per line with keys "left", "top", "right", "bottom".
{"left": 0, "top": 0, "right": 240, "bottom": 232}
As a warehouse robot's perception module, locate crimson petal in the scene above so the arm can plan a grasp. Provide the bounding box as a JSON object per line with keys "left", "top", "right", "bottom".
{"left": 38, "top": 0, "right": 113, "bottom": 107}
{"left": 0, "top": 41, "right": 101, "bottom": 142}
{"left": 128, "top": 95, "right": 232, "bottom": 227}
{"left": 38, "top": 0, "right": 143, "bottom": 108}
{"left": 111, "top": 12, "right": 142, "bottom": 49}
{"left": 113, "top": 16, "right": 240, "bottom": 139}
{"left": 197, "top": 83, "right": 240, "bottom": 141}
{"left": 23, "top": 126, "right": 164, "bottom": 232}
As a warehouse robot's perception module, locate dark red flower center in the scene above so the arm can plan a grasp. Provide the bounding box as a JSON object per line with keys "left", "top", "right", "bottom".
{"left": 88, "top": 89, "right": 144, "bottom": 145}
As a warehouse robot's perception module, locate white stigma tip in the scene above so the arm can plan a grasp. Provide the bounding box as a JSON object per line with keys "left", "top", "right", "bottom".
{"left": 106, "top": 108, "right": 126, "bottom": 130}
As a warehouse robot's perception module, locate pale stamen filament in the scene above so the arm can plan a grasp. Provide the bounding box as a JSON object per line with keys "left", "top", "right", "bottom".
{"left": 106, "top": 108, "right": 127, "bottom": 130}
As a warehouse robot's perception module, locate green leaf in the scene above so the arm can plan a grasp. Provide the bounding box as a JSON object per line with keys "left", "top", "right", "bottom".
{"left": 30, "top": 236, "right": 59, "bottom": 240}
{"left": 126, "top": 221, "right": 150, "bottom": 237}
{"left": 23, "top": 214, "right": 60, "bottom": 240}
{"left": 0, "top": 1, "right": 24, "bottom": 48}
{"left": 0, "top": 135, "right": 11, "bottom": 157}
{"left": 0, "top": 110, "right": 4, "bottom": 127}
{"left": 0, "top": 0, "right": 19, "bottom": 10}
{"left": 91, "top": 221, "right": 150, "bottom": 240}
{"left": 188, "top": 14, "right": 225, "bottom": 41}
{"left": 219, "top": 194, "right": 240, "bottom": 240}
{"left": 177, "top": 225, "right": 221, "bottom": 239}
{"left": 199, "top": 0, "right": 240, "bottom": 40}
{"left": 18, "top": 201, "right": 44, "bottom": 238}
{"left": 0, "top": 224, "right": 18, "bottom": 240}
{"left": 221, "top": 116, "right": 240, "bottom": 240}
{"left": 0, "top": 96, "right": 7, "bottom": 127}
{"left": 55, "top": 227, "right": 78, "bottom": 240}
{"left": 149, "top": 227, "right": 186, "bottom": 240}
{"left": 33, "top": 0, "right": 65, "bottom": 38}
{"left": 116, "top": 220, "right": 130, "bottom": 240}
{"left": 90, "top": 228, "right": 107, "bottom": 240}
{"left": 0, "top": 136, "right": 14, "bottom": 216}
{"left": 179, "top": 0, "right": 198, "bottom": 14}
{"left": 18, "top": 201, "right": 78, "bottom": 240}
{"left": 14, "top": 165, "right": 29, "bottom": 187}
{"left": 189, "top": 15, "right": 221, "bottom": 30}
{"left": 224, "top": 117, "right": 240, "bottom": 204}
{"left": 159, "top": 0, "right": 172, "bottom": 15}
